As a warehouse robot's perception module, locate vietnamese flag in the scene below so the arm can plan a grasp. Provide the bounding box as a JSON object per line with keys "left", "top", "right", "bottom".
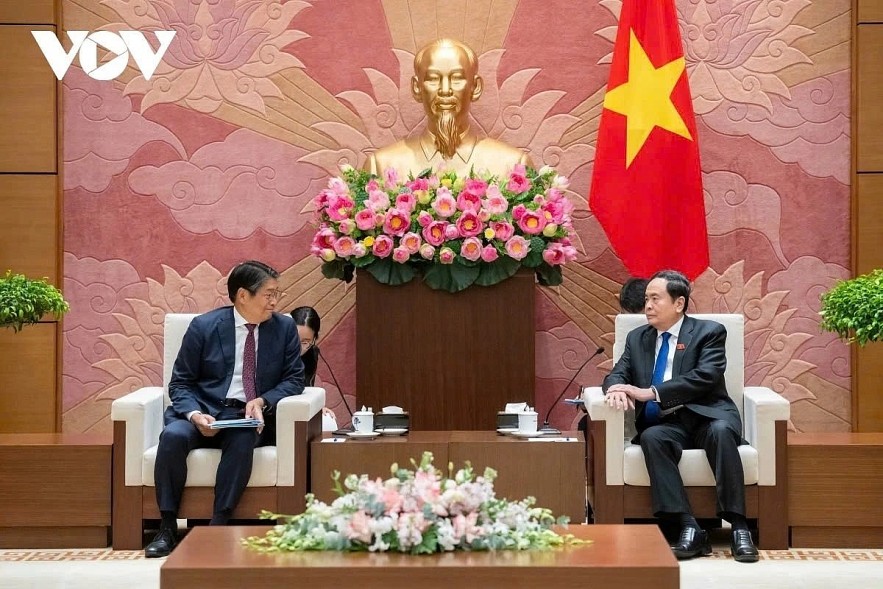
{"left": 589, "top": 0, "right": 708, "bottom": 280}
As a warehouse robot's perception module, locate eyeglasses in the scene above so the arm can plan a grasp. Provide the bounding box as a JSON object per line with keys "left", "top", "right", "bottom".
{"left": 262, "top": 290, "right": 286, "bottom": 302}
{"left": 300, "top": 339, "right": 315, "bottom": 351}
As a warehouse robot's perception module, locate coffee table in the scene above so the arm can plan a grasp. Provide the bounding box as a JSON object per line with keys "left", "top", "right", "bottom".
{"left": 160, "top": 524, "right": 678, "bottom": 589}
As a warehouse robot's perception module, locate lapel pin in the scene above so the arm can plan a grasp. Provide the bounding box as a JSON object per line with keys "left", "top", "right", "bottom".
{"left": 676, "top": 343, "right": 686, "bottom": 350}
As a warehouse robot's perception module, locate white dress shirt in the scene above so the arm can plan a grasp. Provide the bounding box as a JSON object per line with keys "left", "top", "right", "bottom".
{"left": 652, "top": 315, "right": 684, "bottom": 406}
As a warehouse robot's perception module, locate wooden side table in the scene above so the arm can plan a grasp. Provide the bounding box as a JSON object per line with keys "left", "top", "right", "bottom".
{"left": 0, "top": 433, "right": 112, "bottom": 548}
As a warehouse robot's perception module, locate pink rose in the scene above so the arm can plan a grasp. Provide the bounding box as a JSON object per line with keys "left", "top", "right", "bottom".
{"left": 383, "top": 208, "right": 410, "bottom": 236}
{"left": 338, "top": 219, "right": 355, "bottom": 235}
{"left": 422, "top": 221, "right": 446, "bottom": 247}
{"left": 428, "top": 175, "right": 440, "bottom": 189}
{"left": 507, "top": 164, "right": 532, "bottom": 193}
{"left": 419, "top": 243, "right": 435, "bottom": 260}
{"left": 327, "top": 195, "right": 355, "bottom": 221}
{"left": 352, "top": 243, "right": 368, "bottom": 258}
{"left": 456, "top": 211, "right": 483, "bottom": 238}
{"left": 366, "top": 189, "right": 390, "bottom": 212}
{"left": 491, "top": 221, "right": 515, "bottom": 241}
{"left": 372, "top": 235, "right": 393, "bottom": 258}
{"left": 417, "top": 210, "right": 434, "bottom": 227}
{"left": 432, "top": 190, "right": 457, "bottom": 218}
{"left": 384, "top": 167, "right": 399, "bottom": 190}
{"left": 517, "top": 209, "right": 546, "bottom": 235}
{"left": 542, "top": 242, "right": 566, "bottom": 265}
{"left": 444, "top": 223, "right": 459, "bottom": 240}
{"left": 439, "top": 247, "right": 455, "bottom": 264}
{"left": 542, "top": 200, "right": 565, "bottom": 224}
{"left": 456, "top": 190, "right": 482, "bottom": 213}
{"left": 328, "top": 176, "right": 349, "bottom": 196}
{"left": 346, "top": 510, "right": 373, "bottom": 544}
{"left": 366, "top": 179, "right": 380, "bottom": 192}
{"left": 478, "top": 209, "right": 491, "bottom": 222}
{"left": 480, "top": 245, "right": 499, "bottom": 263}
{"left": 460, "top": 237, "right": 482, "bottom": 262}
{"left": 392, "top": 246, "right": 410, "bottom": 263}
{"left": 482, "top": 185, "right": 508, "bottom": 214}
{"left": 408, "top": 178, "right": 429, "bottom": 192}
{"left": 395, "top": 192, "right": 417, "bottom": 213}
{"left": 464, "top": 178, "right": 488, "bottom": 197}
{"left": 313, "top": 188, "right": 334, "bottom": 211}
{"left": 355, "top": 209, "right": 376, "bottom": 231}
{"left": 313, "top": 226, "right": 336, "bottom": 249}
{"left": 505, "top": 236, "right": 531, "bottom": 260}
{"left": 333, "top": 236, "right": 356, "bottom": 257}
{"left": 400, "top": 232, "right": 422, "bottom": 254}
{"left": 512, "top": 204, "right": 527, "bottom": 221}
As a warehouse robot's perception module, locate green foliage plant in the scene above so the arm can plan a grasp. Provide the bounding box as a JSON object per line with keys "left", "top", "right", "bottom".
{"left": 0, "top": 271, "right": 70, "bottom": 332}
{"left": 819, "top": 269, "right": 883, "bottom": 346}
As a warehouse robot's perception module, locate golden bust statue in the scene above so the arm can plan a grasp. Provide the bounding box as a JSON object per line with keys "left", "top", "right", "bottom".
{"left": 366, "top": 38, "right": 532, "bottom": 178}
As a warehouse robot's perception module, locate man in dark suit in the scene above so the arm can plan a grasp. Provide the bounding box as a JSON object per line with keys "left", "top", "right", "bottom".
{"left": 145, "top": 260, "right": 305, "bottom": 558}
{"left": 602, "top": 270, "right": 758, "bottom": 563}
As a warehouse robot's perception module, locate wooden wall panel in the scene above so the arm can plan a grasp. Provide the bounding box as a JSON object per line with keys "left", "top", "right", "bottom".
{"left": 0, "top": 25, "right": 57, "bottom": 172}
{"left": 0, "top": 324, "right": 57, "bottom": 433}
{"left": 856, "top": 174, "right": 883, "bottom": 274}
{"left": 856, "top": 26, "right": 883, "bottom": 172}
{"left": 0, "top": 174, "right": 58, "bottom": 281}
{"left": 0, "top": 0, "right": 56, "bottom": 24}
{"left": 857, "top": 0, "right": 883, "bottom": 23}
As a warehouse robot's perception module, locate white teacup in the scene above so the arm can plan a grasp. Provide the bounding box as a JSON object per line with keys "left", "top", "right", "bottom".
{"left": 518, "top": 410, "right": 538, "bottom": 434}
{"left": 352, "top": 409, "right": 374, "bottom": 433}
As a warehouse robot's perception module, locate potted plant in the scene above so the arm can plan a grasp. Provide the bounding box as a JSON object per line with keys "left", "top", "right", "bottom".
{"left": 0, "top": 270, "right": 70, "bottom": 332}
{"left": 819, "top": 269, "right": 883, "bottom": 346}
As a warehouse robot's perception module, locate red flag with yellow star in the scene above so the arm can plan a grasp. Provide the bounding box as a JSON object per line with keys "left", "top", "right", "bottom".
{"left": 589, "top": 0, "right": 708, "bottom": 280}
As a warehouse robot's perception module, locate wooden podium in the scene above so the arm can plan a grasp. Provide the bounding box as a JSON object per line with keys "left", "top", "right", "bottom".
{"left": 356, "top": 270, "right": 535, "bottom": 430}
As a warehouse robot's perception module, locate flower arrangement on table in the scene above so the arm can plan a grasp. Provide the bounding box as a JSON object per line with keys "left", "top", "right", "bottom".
{"left": 244, "top": 452, "right": 583, "bottom": 554}
{"left": 310, "top": 164, "right": 578, "bottom": 293}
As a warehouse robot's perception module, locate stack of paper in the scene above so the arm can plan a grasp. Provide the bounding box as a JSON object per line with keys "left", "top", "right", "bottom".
{"left": 209, "top": 418, "right": 263, "bottom": 429}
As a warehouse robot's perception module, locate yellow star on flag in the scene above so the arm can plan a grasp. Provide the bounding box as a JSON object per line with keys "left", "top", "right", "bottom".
{"left": 603, "top": 29, "right": 692, "bottom": 167}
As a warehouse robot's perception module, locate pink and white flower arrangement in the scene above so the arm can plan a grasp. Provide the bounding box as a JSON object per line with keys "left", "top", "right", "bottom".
{"left": 245, "top": 452, "right": 579, "bottom": 554}
{"left": 311, "top": 165, "right": 578, "bottom": 293}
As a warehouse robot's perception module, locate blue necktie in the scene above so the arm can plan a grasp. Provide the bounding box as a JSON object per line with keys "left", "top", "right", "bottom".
{"left": 644, "top": 332, "right": 670, "bottom": 426}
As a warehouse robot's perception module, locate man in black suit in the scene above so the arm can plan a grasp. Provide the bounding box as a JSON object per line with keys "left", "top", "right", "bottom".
{"left": 145, "top": 260, "right": 305, "bottom": 558}
{"left": 602, "top": 270, "right": 758, "bottom": 562}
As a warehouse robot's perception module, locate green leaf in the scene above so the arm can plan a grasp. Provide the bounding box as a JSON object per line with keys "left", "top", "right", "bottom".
{"left": 365, "top": 258, "right": 417, "bottom": 286}
{"left": 819, "top": 269, "right": 883, "bottom": 346}
{"left": 423, "top": 262, "right": 480, "bottom": 293}
{"left": 321, "top": 260, "right": 351, "bottom": 281}
{"left": 521, "top": 237, "right": 546, "bottom": 268}
{"left": 474, "top": 257, "right": 520, "bottom": 287}
{"left": 535, "top": 263, "right": 563, "bottom": 287}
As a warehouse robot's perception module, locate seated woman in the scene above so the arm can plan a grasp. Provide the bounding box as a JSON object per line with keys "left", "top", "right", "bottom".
{"left": 291, "top": 306, "right": 338, "bottom": 431}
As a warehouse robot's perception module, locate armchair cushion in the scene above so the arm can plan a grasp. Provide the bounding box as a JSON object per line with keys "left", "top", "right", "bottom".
{"left": 622, "top": 443, "right": 759, "bottom": 486}
{"left": 142, "top": 446, "right": 277, "bottom": 486}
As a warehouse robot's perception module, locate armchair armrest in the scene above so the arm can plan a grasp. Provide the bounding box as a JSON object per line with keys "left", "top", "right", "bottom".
{"left": 111, "top": 386, "right": 164, "bottom": 486}
{"left": 582, "top": 386, "right": 625, "bottom": 486}
{"left": 743, "top": 386, "right": 790, "bottom": 485}
{"left": 276, "top": 387, "right": 325, "bottom": 486}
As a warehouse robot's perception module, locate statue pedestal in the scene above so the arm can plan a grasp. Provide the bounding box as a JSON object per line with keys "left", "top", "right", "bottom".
{"left": 355, "top": 270, "right": 535, "bottom": 430}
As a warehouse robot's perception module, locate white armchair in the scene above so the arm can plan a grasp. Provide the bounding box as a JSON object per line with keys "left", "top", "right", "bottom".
{"left": 111, "top": 313, "right": 325, "bottom": 550}
{"left": 582, "top": 314, "right": 790, "bottom": 549}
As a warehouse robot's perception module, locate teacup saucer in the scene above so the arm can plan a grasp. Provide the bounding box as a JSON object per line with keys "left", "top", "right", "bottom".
{"left": 496, "top": 427, "right": 517, "bottom": 435}
{"left": 377, "top": 427, "right": 408, "bottom": 436}
{"left": 346, "top": 431, "right": 379, "bottom": 440}
{"left": 509, "top": 430, "right": 546, "bottom": 439}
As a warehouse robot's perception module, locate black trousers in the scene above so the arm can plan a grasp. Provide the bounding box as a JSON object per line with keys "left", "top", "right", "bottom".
{"left": 639, "top": 409, "right": 745, "bottom": 518}
{"left": 154, "top": 406, "right": 275, "bottom": 518}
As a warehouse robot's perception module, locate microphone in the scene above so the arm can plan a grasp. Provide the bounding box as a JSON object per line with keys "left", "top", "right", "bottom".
{"left": 539, "top": 346, "right": 605, "bottom": 435}
{"left": 317, "top": 347, "right": 355, "bottom": 430}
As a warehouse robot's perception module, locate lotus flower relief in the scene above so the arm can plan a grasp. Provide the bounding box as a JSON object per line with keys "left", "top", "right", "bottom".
{"left": 104, "top": 0, "right": 309, "bottom": 114}
{"left": 597, "top": 0, "right": 813, "bottom": 115}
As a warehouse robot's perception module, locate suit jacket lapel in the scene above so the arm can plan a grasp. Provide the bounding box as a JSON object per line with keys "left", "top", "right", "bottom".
{"left": 641, "top": 326, "right": 656, "bottom": 387}
{"left": 672, "top": 315, "right": 694, "bottom": 377}
{"left": 256, "top": 316, "right": 277, "bottom": 392}
{"left": 217, "top": 309, "right": 235, "bottom": 368}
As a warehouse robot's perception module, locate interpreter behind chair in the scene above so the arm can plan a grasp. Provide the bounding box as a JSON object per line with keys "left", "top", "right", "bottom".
{"left": 145, "top": 260, "right": 305, "bottom": 558}
{"left": 602, "top": 270, "right": 759, "bottom": 563}
{"left": 291, "top": 306, "right": 337, "bottom": 431}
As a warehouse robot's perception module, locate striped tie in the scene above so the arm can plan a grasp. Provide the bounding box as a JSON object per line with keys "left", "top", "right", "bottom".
{"left": 243, "top": 324, "right": 257, "bottom": 402}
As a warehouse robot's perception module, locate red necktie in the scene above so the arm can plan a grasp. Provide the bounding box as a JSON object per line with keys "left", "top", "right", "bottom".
{"left": 243, "top": 324, "right": 257, "bottom": 402}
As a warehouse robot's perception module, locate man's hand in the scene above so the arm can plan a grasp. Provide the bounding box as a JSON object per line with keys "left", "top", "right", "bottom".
{"left": 604, "top": 384, "right": 656, "bottom": 410}
{"left": 245, "top": 399, "right": 266, "bottom": 434}
{"left": 190, "top": 412, "right": 218, "bottom": 437}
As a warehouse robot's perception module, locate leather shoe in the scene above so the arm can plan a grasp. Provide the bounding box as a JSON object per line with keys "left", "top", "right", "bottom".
{"left": 145, "top": 527, "right": 177, "bottom": 558}
{"left": 670, "top": 526, "right": 712, "bottom": 560}
{"left": 731, "top": 529, "right": 759, "bottom": 563}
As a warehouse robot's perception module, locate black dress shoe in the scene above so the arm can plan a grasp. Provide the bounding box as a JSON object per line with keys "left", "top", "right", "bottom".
{"left": 670, "top": 526, "right": 712, "bottom": 560}
{"left": 731, "top": 529, "right": 759, "bottom": 563}
{"left": 145, "top": 527, "right": 177, "bottom": 558}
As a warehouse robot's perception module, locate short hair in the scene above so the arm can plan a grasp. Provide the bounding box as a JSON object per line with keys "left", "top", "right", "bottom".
{"left": 291, "top": 306, "right": 321, "bottom": 338}
{"left": 414, "top": 38, "right": 478, "bottom": 76}
{"left": 649, "top": 269, "right": 691, "bottom": 309}
{"left": 619, "top": 277, "right": 648, "bottom": 313}
{"left": 226, "top": 260, "right": 279, "bottom": 302}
